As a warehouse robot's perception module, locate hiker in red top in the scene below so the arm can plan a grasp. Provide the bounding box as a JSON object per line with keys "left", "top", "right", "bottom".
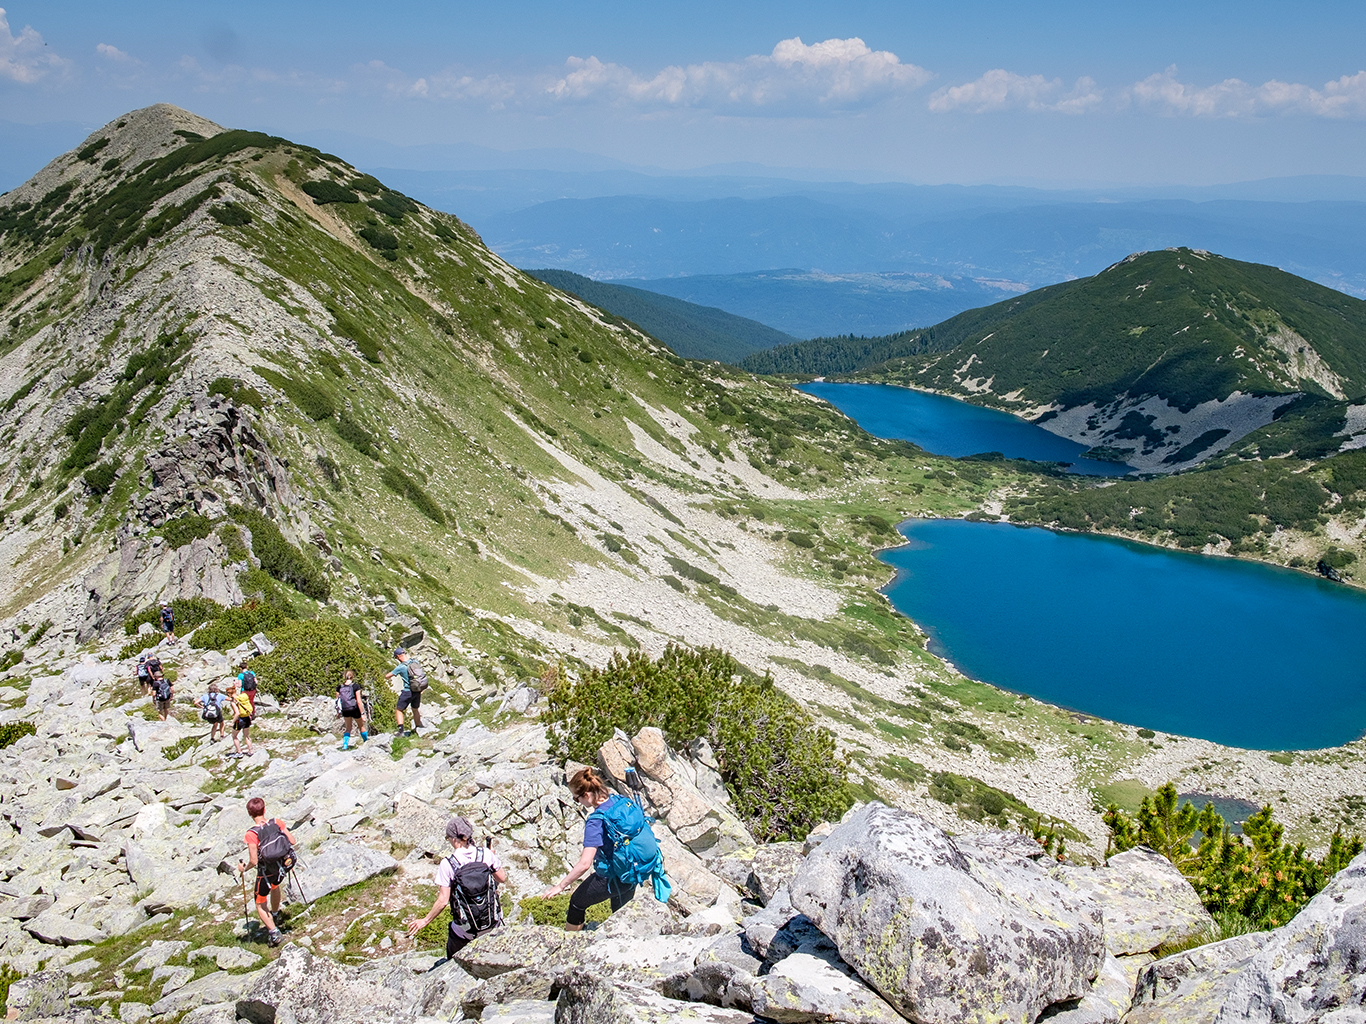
{"left": 236, "top": 797, "right": 296, "bottom": 946}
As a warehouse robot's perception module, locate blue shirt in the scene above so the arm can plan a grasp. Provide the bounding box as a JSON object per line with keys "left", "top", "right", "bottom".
{"left": 390, "top": 662, "right": 411, "bottom": 691}
{"left": 585, "top": 795, "right": 620, "bottom": 871}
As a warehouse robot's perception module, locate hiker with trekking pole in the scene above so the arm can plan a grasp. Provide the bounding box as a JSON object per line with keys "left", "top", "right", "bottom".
{"left": 541, "top": 766, "right": 671, "bottom": 930}
{"left": 406, "top": 816, "right": 507, "bottom": 960}
{"left": 237, "top": 797, "right": 297, "bottom": 947}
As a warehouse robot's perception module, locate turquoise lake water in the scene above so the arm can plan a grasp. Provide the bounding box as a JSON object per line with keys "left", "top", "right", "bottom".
{"left": 798, "top": 381, "right": 1133, "bottom": 476}
{"left": 881, "top": 518, "right": 1366, "bottom": 750}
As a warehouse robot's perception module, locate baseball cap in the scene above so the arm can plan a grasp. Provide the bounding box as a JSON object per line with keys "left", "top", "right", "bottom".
{"left": 393, "top": 647, "right": 406, "bottom": 658}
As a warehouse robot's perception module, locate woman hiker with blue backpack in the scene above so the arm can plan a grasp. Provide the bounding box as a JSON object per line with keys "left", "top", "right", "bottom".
{"left": 541, "top": 766, "right": 670, "bottom": 929}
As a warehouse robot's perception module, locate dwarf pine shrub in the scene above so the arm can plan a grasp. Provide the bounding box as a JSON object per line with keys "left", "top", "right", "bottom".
{"left": 251, "top": 619, "right": 395, "bottom": 725}
{"left": 545, "top": 644, "right": 852, "bottom": 842}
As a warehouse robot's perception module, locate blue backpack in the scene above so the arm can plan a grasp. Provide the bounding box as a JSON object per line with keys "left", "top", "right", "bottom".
{"left": 590, "top": 796, "right": 662, "bottom": 886}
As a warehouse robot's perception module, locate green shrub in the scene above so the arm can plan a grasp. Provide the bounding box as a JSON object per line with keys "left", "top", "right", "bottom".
{"left": 518, "top": 893, "right": 610, "bottom": 926}
{"left": 157, "top": 513, "right": 215, "bottom": 549}
{"left": 208, "top": 376, "right": 264, "bottom": 409}
{"left": 209, "top": 202, "right": 252, "bottom": 226}
{"left": 27, "top": 620, "right": 51, "bottom": 645}
{"left": 367, "top": 192, "right": 417, "bottom": 221}
{"left": 123, "top": 597, "right": 225, "bottom": 636}
{"left": 349, "top": 174, "right": 383, "bottom": 194}
{"left": 163, "top": 736, "right": 197, "bottom": 761}
{"left": 786, "top": 532, "right": 815, "bottom": 548}
{"left": 0, "top": 722, "right": 36, "bottom": 748}
{"left": 301, "top": 180, "right": 359, "bottom": 205}
{"left": 117, "top": 638, "right": 153, "bottom": 660}
{"left": 545, "top": 645, "right": 852, "bottom": 841}
{"left": 331, "top": 310, "right": 382, "bottom": 363}
{"left": 379, "top": 465, "right": 446, "bottom": 524}
{"left": 227, "top": 505, "right": 331, "bottom": 600}
{"left": 254, "top": 368, "right": 335, "bottom": 421}
{"left": 335, "top": 413, "right": 379, "bottom": 457}
{"left": 1105, "top": 782, "right": 1364, "bottom": 930}
{"left": 83, "top": 461, "right": 120, "bottom": 496}
{"left": 77, "top": 137, "right": 110, "bottom": 162}
{"left": 0, "top": 650, "right": 22, "bottom": 671}
{"left": 0, "top": 964, "right": 22, "bottom": 1011}
{"left": 192, "top": 600, "right": 295, "bottom": 651}
{"left": 53, "top": 501, "right": 69, "bottom": 520}
{"left": 359, "top": 226, "right": 399, "bottom": 260}
{"left": 251, "top": 619, "right": 394, "bottom": 725}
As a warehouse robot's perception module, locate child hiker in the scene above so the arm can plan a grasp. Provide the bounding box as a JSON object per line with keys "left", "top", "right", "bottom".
{"left": 237, "top": 796, "right": 296, "bottom": 947}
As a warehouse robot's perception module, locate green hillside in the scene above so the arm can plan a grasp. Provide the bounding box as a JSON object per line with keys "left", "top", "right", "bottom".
{"left": 526, "top": 267, "right": 796, "bottom": 363}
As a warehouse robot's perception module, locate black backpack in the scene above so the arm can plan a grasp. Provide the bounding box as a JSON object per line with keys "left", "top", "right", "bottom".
{"left": 145, "top": 656, "right": 163, "bottom": 677}
{"left": 240, "top": 670, "right": 257, "bottom": 692}
{"left": 253, "top": 820, "right": 295, "bottom": 870}
{"left": 407, "top": 659, "right": 429, "bottom": 694}
{"left": 153, "top": 677, "right": 172, "bottom": 702}
{"left": 160, "top": 608, "right": 174, "bottom": 629}
{"left": 448, "top": 848, "right": 501, "bottom": 939}
{"left": 338, "top": 682, "right": 360, "bottom": 712}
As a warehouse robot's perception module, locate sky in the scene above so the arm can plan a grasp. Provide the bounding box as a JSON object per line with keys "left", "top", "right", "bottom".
{"left": 2, "top": 0, "right": 1365, "bottom": 186}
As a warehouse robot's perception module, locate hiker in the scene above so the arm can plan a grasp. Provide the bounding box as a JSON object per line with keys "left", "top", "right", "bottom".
{"left": 238, "top": 668, "right": 258, "bottom": 717}
{"left": 159, "top": 601, "right": 176, "bottom": 643}
{"left": 335, "top": 669, "right": 368, "bottom": 750}
{"left": 151, "top": 668, "right": 174, "bottom": 721}
{"left": 386, "top": 647, "right": 425, "bottom": 736}
{"left": 136, "top": 655, "right": 151, "bottom": 697}
{"left": 143, "top": 653, "right": 163, "bottom": 699}
{"left": 228, "top": 682, "right": 255, "bottom": 758}
{"left": 406, "top": 816, "right": 507, "bottom": 958}
{"left": 237, "top": 796, "right": 296, "bottom": 947}
{"left": 541, "top": 767, "right": 646, "bottom": 930}
{"left": 198, "top": 681, "right": 228, "bottom": 742}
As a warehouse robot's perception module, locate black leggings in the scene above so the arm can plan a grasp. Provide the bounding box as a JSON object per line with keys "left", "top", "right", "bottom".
{"left": 566, "top": 873, "right": 635, "bottom": 926}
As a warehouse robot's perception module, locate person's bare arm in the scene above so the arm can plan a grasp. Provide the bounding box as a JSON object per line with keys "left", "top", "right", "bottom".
{"left": 407, "top": 885, "right": 451, "bottom": 936}
{"left": 542, "top": 846, "right": 596, "bottom": 897}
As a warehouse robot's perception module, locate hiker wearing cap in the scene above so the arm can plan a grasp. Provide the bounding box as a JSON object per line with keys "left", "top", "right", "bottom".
{"left": 237, "top": 796, "right": 296, "bottom": 947}
{"left": 407, "top": 816, "right": 507, "bottom": 958}
{"left": 237, "top": 669, "right": 258, "bottom": 717}
{"left": 387, "top": 647, "right": 423, "bottom": 736}
{"left": 159, "top": 601, "right": 176, "bottom": 643}
{"left": 151, "top": 668, "right": 175, "bottom": 721}
{"left": 336, "top": 669, "right": 368, "bottom": 750}
{"left": 198, "top": 680, "right": 229, "bottom": 742}
{"left": 136, "top": 655, "right": 151, "bottom": 697}
{"left": 227, "top": 682, "right": 254, "bottom": 758}
{"left": 542, "top": 767, "right": 639, "bottom": 929}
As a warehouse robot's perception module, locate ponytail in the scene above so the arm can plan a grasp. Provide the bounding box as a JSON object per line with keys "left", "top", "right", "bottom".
{"left": 568, "top": 766, "right": 612, "bottom": 803}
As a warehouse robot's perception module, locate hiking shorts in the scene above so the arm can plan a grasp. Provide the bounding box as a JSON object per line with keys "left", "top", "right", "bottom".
{"left": 396, "top": 689, "right": 420, "bottom": 711}
{"left": 340, "top": 706, "right": 362, "bottom": 720}
{"left": 154, "top": 699, "right": 172, "bottom": 716}
{"left": 234, "top": 716, "right": 252, "bottom": 731}
{"left": 255, "top": 862, "right": 284, "bottom": 903}
{"left": 567, "top": 874, "right": 635, "bottom": 926}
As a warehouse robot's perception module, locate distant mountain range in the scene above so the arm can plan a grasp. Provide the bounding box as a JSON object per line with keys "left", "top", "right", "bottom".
{"left": 524, "top": 269, "right": 795, "bottom": 362}
{"left": 746, "top": 249, "right": 1366, "bottom": 473}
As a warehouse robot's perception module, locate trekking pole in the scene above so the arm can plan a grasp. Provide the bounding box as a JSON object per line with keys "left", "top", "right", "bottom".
{"left": 238, "top": 864, "right": 251, "bottom": 923}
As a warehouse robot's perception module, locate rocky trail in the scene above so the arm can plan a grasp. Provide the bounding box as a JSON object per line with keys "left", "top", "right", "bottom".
{"left": 3, "top": 634, "right": 1364, "bottom": 1024}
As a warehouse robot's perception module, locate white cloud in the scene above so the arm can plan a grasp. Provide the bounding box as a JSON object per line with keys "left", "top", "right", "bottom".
{"left": 0, "top": 7, "right": 69, "bottom": 84}
{"left": 547, "top": 36, "right": 933, "bottom": 111}
{"left": 1131, "top": 65, "right": 1366, "bottom": 118}
{"left": 95, "top": 42, "right": 137, "bottom": 64}
{"left": 929, "top": 69, "right": 1103, "bottom": 114}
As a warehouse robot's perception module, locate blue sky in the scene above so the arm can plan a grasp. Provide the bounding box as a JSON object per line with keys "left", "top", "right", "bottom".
{"left": 2, "top": 0, "right": 1364, "bottom": 185}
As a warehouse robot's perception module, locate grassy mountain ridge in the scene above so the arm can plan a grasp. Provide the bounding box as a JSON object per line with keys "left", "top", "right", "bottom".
{"left": 524, "top": 267, "right": 795, "bottom": 362}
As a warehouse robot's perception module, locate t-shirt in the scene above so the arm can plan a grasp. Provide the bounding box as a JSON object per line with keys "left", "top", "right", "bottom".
{"left": 390, "top": 662, "right": 411, "bottom": 691}
{"left": 583, "top": 795, "right": 622, "bottom": 867}
{"left": 434, "top": 845, "right": 503, "bottom": 889}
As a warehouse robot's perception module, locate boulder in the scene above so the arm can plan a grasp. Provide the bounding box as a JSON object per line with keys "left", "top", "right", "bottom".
{"left": 742, "top": 886, "right": 825, "bottom": 965}
{"left": 461, "top": 966, "right": 563, "bottom": 1019}
{"left": 417, "top": 957, "right": 479, "bottom": 1019}
{"left": 180, "top": 1005, "right": 239, "bottom": 1024}
{"left": 554, "top": 969, "right": 763, "bottom": 1023}
{"left": 1132, "top": 849, "right": 1366, "bottom": 1024}
{"left": 1125, "top": 933, "right": 1270, "bottom": 1024}
{"left": 122, "top": 939, "right": 190, "bottom": 973}
{"left": 127, "top": 719, "right": 188, "bottom": 754}
{"left": 747, "top": 842, "right": 804, "bottom": 906}
{"left": 187, "top": 944, "right": 263, "bottom": 970}
{"left": 664, "top": 931, "right": 760, "bottom": 1010}
{"left": 788, "top": 803, "right": 1104, "bottom": 1024}
{"left": 750, "top": 939, "right": 904, "bottom": 1024}
{"left": 24, "top": 909, "right": 106, "bottom": 945}
{"left": 382, "top": 793, "right": 450, "bottom": 856}
{"left": 1038, "top": 953, "right": 1133, "bottom": 1024}
{"left": 1061, "top": 846, "right": 1213, "bottom": 955}
{"left": 481, "top": 999, "right": 556, "bottom": 1022}
{"left": 152, "top": 969, "right": 259, "bottom": 1016}
{"left": 294, "top": 840, "right": 397, "bottom": 901}
{"left": 235, "top": 945, "right": 408, "bottom": 1023}
{"left": 5, "top": 969, "right": 70, "bottom": 1020}
{"left": 455, "top": 925, "right": 588, "bottom": 979}
{"left": 0, "top": 894, "right": 54, "bottom": 920}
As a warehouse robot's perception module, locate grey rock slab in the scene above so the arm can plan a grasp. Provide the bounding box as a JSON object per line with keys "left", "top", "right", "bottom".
{"left": 664, "top": 930, "right": 760, "bottom": 1011}
{"left": 461, "top": 966, "right": 563, "bottom": 1019}
{"left": 293, "top": 839, "right": 397, "bottom": 901}
{"left": 1038, "top": 952, "right": 1132, "bottom": 1024}
{"left": 416, "top": 958, "right": 478, "bottom": 1019}
{"left": 789, "top": 802, "right": 1104, "bottom": 1024}
{"left": 0, "top": 894, "right": 54, "bottom": 920}
{"left": 751, "top": 942, "right": 905, "bottom": 1024}
{"left": 555, "top": 969, "right": 762, "bottom": 1023}
{"left": 5, "top": 969, "right": 70, "bottom": 1020}
{"left": 235, "top": 945, "right": 408, "bottom": 1023}
{"left": 454, "top": 925, "right": 589, "bottom": 979}
{"left": 118, "top": 1001, "right": 153, "bottom": 1023}
{"left": 122, "top": 939, "right": 190, "bottom": 973}
{"left": 747, "top": 842, "right": 804, "bottom": 906}
{"left": 1061, "top": 846, "right": 1214, "bottom": 955}
{"left": 150, "top": 968, "right": 259, "bottom": 1016}
{"left": 24, "top": 909, "right": 107, "bottom": 945}
{"left": 187, "top": 944, "right": 263, "bottom": 970}
{"left": 152, "top": 964, "right": 195, "bottom": 995}
{"left": 1125, "top": 933, "right": 1269, "bottom": 1024}
{"left": 178, "top": 1004, "right": 237, "bottom": 1024}
{"left": 381, "top": 792, "right": 449, "bottom": 856}
{"left": 481, "top": 999, "right": 556, "bottom": 1022}
{"left": 742, "top": 886, "right": 823, "bottom": 965}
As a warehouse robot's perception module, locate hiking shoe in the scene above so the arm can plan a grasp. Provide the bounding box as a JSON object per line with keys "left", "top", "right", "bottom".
{"left": 268, "top": 929, "right": 283, "bottom": 947}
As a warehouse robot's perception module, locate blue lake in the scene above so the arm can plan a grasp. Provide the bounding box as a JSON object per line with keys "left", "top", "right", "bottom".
{"left": 880, "top": 518, "right": 1366, "bottom": 750}
{"left": 798, "top": 381, "right": 1133, "bottom": 476}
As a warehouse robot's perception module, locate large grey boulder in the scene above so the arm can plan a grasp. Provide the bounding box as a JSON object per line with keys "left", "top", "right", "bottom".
{"left": 294, "top": 840, "right": 397, "bottom": 901}
{"left": 5, "top": 970, "right": 70, "bottom": 1020}
{"left": 1125, "top": 933, "right": 1271, "bottom": 1024}
{"left": 750, "top": 937, "right": 904, "bottom": 1024}
{"left": 235, "top": 945, "right": 409, "bottom": 1023}
{"left": 1133, "top": 849, "right": 1366, "bottom": 1024}
{"left": 788, "top": 803, "right": 1105, "bottom": 1024}
{"left": 417, "top": 958, "right": 479, "bottom": 1019}
{"left": 554, "top": 969, "right": 763, "bottom": 1023}
{"left": 150, "top": 969, "right": 259, "bottom": 1016}
{"left": 1036, "top": 953, "right": 1132, "bottom": 1024}
{"left": 664, "top": 931, "right": 761, "bottom": 1010}
{"left": 742, "top": 885, "right": 824, "bottom": 965}
{"left": 382, "top": 793, "right": 450, "bottom": 856}
{"left": 747, "top": 842, "right": 804, "bottom": 906}
{"left": 23, "top": 909, "right": 106, "bottom": 945}
{"left": 1061, "top": 846, "right": 1213, "bottom": 955}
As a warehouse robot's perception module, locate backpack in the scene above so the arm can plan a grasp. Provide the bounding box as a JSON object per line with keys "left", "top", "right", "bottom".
{"left": 447, "top": 848, "right": 502, "bottom": 939}
{"left": 239, "top": 670, "right": 257, "bottom": 692}
{"left": 338, "top": 682, "right": 360, "bottom": 712}
{"left": 136, "top": 663, "right": 149, "bottom": 681}
{"left": 202, "top": 696, "right": 222, "bottom": 722}
{"left": 145, "top": 656, "right": 162, "bottom": 677}
{"left": 153, "top": 677, "right": 172, "bottom": 702}
{"left": 590, "top": 796, "right": 662, "bottom": 886}
{"left": 253, "top": 820, "right": 295, "bottom": 870}
{"left": 406, "top": 659, "right": 429, "bottom": 694}
{"left": 160, "top": 608, "right": 174, "bottom": 629}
